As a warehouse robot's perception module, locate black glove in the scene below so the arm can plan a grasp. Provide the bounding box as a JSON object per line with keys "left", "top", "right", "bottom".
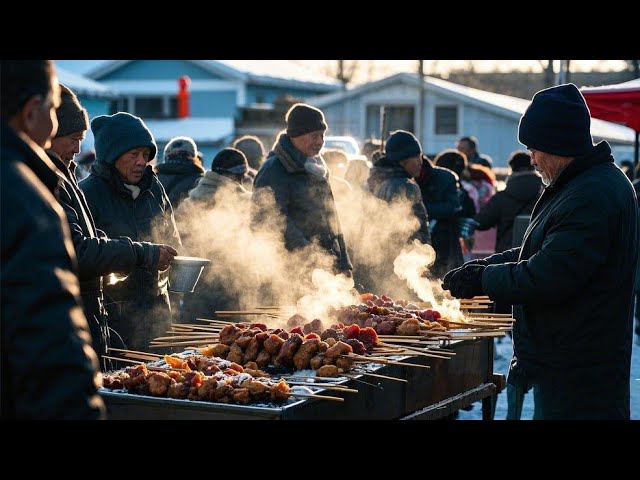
{"left": 441, "top": 258, "right": 489, "bottom": 291}
{"left": 448, "top": 264, "right": 486, "bottom": 299}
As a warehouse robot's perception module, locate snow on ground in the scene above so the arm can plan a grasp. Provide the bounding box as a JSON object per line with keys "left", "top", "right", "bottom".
{"left": 457, "top": 332, "right": 640, "bottom": 420}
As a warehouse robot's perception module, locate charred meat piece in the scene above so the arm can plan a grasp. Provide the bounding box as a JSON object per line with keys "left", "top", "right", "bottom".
{"left": 270, "top": 379, "right": 291, "bottom": 401}
{"left": 318, "top": 341, "right": 329, "bottom": 353}
{"left": 232, "top": 388, "right": 251, "bottom": 404}
{"left": 290, "top": 326, "right": 304, "bottom": 335}
{"left": 375, "top": 320, "right": 397, "bottom": 335}
{"left": 310, "top": 354, "right": 325, "bottom": 370}
{"left": 197, "top": 377, "right": 219, "bottom": 401}
{"left": 208, "top": 343, "right": 230, "bottom": 358}
{"left": 249, "top": 323, "right": 268, "bottom": 331}
{"left": 213, "top": 383, "right": 233, "bottom": 402}
{"left": 345, "top": 338, "right": 366, "bottom": 356}
{"left": 293, "top": 339, "right": 320, "bottom": 370}
{"left": 255, "top": 350, "right": 272, "bottom": 369}
{"left": 287, "top": 314, "right": 308, "bottom": 327}
{"left": 241, "top": 378, "right": 270, "bottom": 397}
{"left": 344, "top": 324, "right": 361, "bottom": 339}
{"left": 244, "top": 361, "right": 258, "bottom": 370}
{"left": 227, "top": 343, "right": 244, "bottom": 365}
{"left": 167, "top": 380, "right": 190, "bottom": 399}
{"left": 276, "top": 333, "right": 303, "bottom": 365}
{"left": 317, "top": 365, "right": 339, "bottom": 377}
{"left": 227, "top": 362, "right": 244, "bottom": 373}
{"left": 254, "top": 332, "right": 269, "bottom": 347}
{"left": 357, "top": 327, "right": 379, "bottom": 350}
{"left": 102, "top": 373, "right": 129, "bottom": 390}
{"left": 325, "top": 337, "right": 337, "bottom": 347}
{"left": 235, "top": 334, "right": 253, "bottom": 350}
{"left": 320, "top": 328, "right": 338, "bottom": 341}
{"left": 325, "top": 340, "right": 353, "bottom": 359}
{"left": 397, "top": 318, "right": 421, "bottom": 336}
{"left": 219, "top": 325, "right": 241, "bottom": 345}
{"left": 263, "top": 334, "right": 285, "bottom": 355}
{"left": 336, "top": 356, "right": 354, "bottom": 373}
{"left": 244, "top": 337, "right": 260, "bottom": 362}
{"left": 244, "top": 368, "right": 270, "bottom": 378}
{"left": 147, "top": 372, "right": 172, "bottom": 396}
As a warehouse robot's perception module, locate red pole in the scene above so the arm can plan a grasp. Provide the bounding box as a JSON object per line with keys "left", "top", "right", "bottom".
{"left": 178, "top": 76, "right": 191, "bottom": 118}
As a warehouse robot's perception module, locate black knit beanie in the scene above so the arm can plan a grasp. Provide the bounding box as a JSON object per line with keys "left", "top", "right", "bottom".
{"left": 385, "top": 130, "right": 422, "bottom": 162}
{"left": 163, "top": 136, "right": 198, "bottom": 164}
{"left": 211, "top": 147, "right": 249, "bottom": 175}
{"left": 518, "top": 83, "right": 593, "bottom": 157}
{"left": 91, "top": 112, "right": 157, "bottom": 165}
{"left": 286, "top": 103, "right": 327, "bottom": 138}
{"left": 55, "top": 84, "right": 89, "bottom": 138}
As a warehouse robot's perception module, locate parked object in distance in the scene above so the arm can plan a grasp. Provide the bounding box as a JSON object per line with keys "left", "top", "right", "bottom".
{"left": 322, "top": 136, "right": 360, "bottom": 157}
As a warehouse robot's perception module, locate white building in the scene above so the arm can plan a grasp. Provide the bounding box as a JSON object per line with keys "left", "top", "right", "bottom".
{"left": 310, "top": 73, "right": 635, "bottom": 167}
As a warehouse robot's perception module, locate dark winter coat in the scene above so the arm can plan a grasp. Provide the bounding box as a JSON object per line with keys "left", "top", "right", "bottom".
{"left": 634, "top": 178, "right": 640, "bottom": 293}
{"left": 80, "top": 159, "right": 181, "bottom": 352}
{"left": 475, "top": 170, "right": 543, "bottom": 253}
{"left": 416, "top": 158, "right": 462, "bottom": 276}
{"left": 1, "top": 126, "right": 104, "bottom": 419}
{"left": 252, "top": 134, "right": 352, "bottom": 272}
{"left": 367, "top": 156, "right": 431, "bottom": 245}
{"left": 47, "top": 151, "right": 160, "bottom": 364}
{"left": 481, "top": 142, "right": 638, "bottom": 419}
{"left": 156, "top": 160, "right": 204, "bottom": 209}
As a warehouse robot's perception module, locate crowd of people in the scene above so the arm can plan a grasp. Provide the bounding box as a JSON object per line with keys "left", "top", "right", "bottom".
{"left": 2, "top": 60, "right": 638, "bottom": 420}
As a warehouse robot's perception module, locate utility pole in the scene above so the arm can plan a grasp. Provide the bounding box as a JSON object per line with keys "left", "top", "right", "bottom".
{"left": 556, "top": 60, "right": 566, "bottom": 85}
{"left": 417, "top": 60, "right": 425, "bottom": 146}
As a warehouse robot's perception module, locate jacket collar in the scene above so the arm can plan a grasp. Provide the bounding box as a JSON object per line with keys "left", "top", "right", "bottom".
{"left": 545, "top": 141, "right": 613, "bottom": 193}
{"left": 2, "top": 124, "right": 60, "bottom": 196}
{"left": 90, "top": 158, "right": 155, "bottom": 197}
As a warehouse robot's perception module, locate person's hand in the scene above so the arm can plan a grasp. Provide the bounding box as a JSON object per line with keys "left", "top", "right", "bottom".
{"left": 157, "top": 245, "right": 178, "bottom": 271}
{"left": 447, "top": 264, "right": 486, "bottom": 299}
{"left": 441, "top": 258, "right": 488, "bottom": 290}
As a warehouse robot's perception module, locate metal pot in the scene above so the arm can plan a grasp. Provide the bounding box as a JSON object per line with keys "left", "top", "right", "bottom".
{"left": 168, "top": 256, "right": 211, "bottom": 293}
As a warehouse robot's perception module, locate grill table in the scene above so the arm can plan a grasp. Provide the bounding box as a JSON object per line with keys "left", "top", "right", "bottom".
{"left": 101, "top": 338, "right": 504, "bottom": 420}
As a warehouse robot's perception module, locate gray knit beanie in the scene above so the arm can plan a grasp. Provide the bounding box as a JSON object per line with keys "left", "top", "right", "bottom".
{"left": 163, "top": 136, "right": 198, "bottom": 164}
{"left": 55, "top": 84, "right": 89, "bottom": 138}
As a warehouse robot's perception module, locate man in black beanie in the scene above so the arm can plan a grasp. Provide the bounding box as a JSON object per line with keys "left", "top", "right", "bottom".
{"left": 46, "top": 85, "right": 179, "bottom": 370}
{"left": 80, "top": 112, "right": 180, "bottom": 354}
{"left": 442, "top": 83, "right": 638, "bottom": 419}
{"left": 252, "top": 103, "right": 353, "bottom": 278}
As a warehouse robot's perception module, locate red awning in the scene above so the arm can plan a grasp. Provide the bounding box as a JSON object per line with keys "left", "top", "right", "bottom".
{"left": 581, "top": 79, "right": 640, "bottom": 132}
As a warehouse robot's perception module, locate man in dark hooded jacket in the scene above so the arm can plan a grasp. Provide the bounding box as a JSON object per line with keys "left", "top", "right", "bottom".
{"left": 80, "top": 113, "right": 180, "bottom": 353}
{"left": 367, "top": 130, "right": 431, "bottom": 246}
{"left": 474, "top": 150, "right": 543, "bottom": 254}
{"left": 156, "top": 136, "right": 204, "bottom": 209}
{"left": 443, "top": 84, "right": 638, "bottom": 419}
{"left": 1, "top": 60, "right": 104, "bottom": 419}
{"left": 252, "top": 103, "right": 352, "bottom": 276}
{"left": 46, "top": 85, "right": 176, "bottom": 368}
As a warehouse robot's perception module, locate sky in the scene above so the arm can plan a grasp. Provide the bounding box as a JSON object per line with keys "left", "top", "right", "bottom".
{"left": 291, "top": 60, "right": 630, "bottom": 85}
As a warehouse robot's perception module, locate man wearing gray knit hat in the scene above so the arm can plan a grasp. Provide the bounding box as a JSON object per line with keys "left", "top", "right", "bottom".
{"left": 156, "top": 136, "right": 204, "bottom": 209}
{"left": 80, "top": 112, "right": 180, "bottom": 354}
{"left": 46, "top": 89, "right": 178, "bottom": 369}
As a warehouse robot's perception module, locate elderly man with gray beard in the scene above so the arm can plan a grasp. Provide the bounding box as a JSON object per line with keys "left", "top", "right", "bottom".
{"left": 442, "top": 84, "right": 638, "bottom": 420}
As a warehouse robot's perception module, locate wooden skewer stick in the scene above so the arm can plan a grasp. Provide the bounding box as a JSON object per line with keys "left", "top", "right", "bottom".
{"left": 349, "top": 371, "right": 408, "bottom": 383}
{"left": 196, "top": 317, "right": 234, "bottom": 324}
{"left": 346, "top": 354, "right": 431, "bottom": 369}
{"left": 459, "top": 304, "right": 490, "bottom": 310}
{"left": 286, "top": 392, "right": 344, "bottom": 402}
{"left": 123, "top": 353, "right": 163, "bottom": 362}
{"left": 148, "top": 340, "right": 215, "bottom": 348}
{"left": 286, "top": 382, "right": 358, "bottom": 393}
{"left": 108, "top": 347, "right": 162, "bottom": 358}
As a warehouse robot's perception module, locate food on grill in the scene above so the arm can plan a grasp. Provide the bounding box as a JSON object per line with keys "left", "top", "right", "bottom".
{"left": 102, "top": 358, "right": 292, "bottom": 405}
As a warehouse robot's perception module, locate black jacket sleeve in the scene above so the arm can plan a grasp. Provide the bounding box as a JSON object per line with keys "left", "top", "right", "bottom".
{"left": 57, "top": 184, "right": 152, "bottom": 277}
{"left": 1, "top": 165, "right": 105, "bottom": 419}
{"left": 427, "top": 173, "right": 461, "bottom": 220}
{"left": 474, "top": 194, "right": 502, "bottom": 231}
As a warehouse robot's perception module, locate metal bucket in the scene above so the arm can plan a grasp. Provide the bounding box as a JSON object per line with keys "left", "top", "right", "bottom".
{"left": 168, "top": 256, "right": 211, "bottom": 293}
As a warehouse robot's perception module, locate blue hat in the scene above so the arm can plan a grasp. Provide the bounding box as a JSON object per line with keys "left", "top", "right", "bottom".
{"left": 91, "top": 112, "right": 157, "bottom": 165}
{"left": 385, "top": 130, "right": 422, "bottom": 162}
{"left": 518, "top": 83, "right": 593, "bottom": 157}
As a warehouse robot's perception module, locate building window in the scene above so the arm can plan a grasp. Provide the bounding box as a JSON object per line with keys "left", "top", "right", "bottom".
{"left": 366, "top": 105, "right": 415, "bottom": 139}
{"left": 135, "top": 97, "right": 165, "bottom": 119}
{"left": 110, "top": 97, "right": 129, "bottom": 114}
{"left": 435, "top": 105, "right": 458, "bottom": 135}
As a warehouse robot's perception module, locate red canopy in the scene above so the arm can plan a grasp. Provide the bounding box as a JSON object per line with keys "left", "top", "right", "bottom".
{"left": 581, "top": 79, "right": 640, "bottom": 132}
{"left": 582, "top": 79, "right": 640, "bottom": 164}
